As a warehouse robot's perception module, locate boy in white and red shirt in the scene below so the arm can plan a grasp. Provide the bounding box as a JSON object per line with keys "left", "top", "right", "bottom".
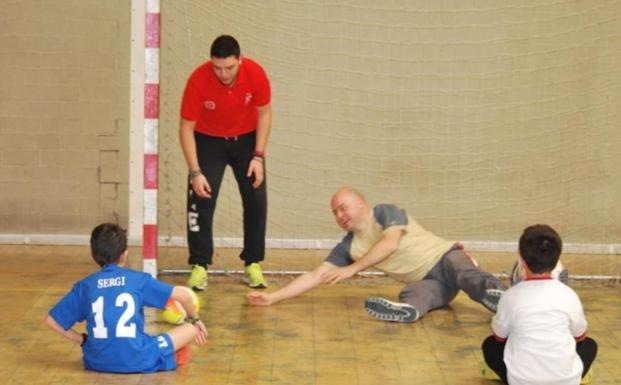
{"left": 481, "top": 225, "right": 597, "bottom": 385}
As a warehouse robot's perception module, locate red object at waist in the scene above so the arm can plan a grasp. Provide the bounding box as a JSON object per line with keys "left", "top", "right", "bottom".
{"left": 195, "top": 130, "right": 255, "bottom": 141}
{"left": 194, "top": 126, "right": 256, "bottom": 138}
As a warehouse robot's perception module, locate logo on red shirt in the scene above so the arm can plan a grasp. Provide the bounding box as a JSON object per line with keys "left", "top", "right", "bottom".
{"left": 204, "top": 101, "right": 216, "bottom": 110}
{"left": 245, "top": 92, "right": 252, "bottom": 105}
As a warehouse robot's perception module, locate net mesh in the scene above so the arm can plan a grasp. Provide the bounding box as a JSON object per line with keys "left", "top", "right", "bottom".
{"left": 156, "top": 1, "right": 621, "bottom": 278}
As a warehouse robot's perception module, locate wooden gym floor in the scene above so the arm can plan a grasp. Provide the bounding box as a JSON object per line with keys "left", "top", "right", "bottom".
{"left": 0, "top": 245, "right": 620, "bottom": 384}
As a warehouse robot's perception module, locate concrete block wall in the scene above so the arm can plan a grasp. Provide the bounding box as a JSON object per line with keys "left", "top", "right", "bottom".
{"left": 0, "top": 1, "right": 129, "bottom": 234}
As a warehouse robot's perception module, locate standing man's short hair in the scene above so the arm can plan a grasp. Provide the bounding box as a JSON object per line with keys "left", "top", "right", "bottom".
{"left": 210, "top": 35, "right": 241, "bottom": 58}
{"left": 519, "top": 224, "right": 562, "bottom": 274}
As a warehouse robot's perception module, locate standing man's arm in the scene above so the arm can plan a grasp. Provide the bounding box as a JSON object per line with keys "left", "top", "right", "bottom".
{"left": 179, "top": 118, "right": 211, "bottom": 198}
{"left": 247, "top": 103, "right": 272, "bottom": 188}
{"left": 321, "top": 228, "right": 403, "bottom": 284}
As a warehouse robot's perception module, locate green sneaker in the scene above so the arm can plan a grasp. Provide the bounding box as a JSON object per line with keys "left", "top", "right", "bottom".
{"left": 481, "top": 361, "right": 500, "bottom": 381}
{"left": 244, "top": 263, "right": 268, "bottom": 288}
{"left": 187, "top": 265, "right": 207, "bottom": 291}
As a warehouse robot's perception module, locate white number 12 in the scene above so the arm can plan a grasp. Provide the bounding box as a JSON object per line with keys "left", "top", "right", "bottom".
{"left": 91, "top": 293, "right": 137, "bottom": 339}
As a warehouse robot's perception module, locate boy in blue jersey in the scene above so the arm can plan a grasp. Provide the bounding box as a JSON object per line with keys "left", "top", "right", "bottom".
{"left": 44, "top": 223, "right": 208, "bottom": 373}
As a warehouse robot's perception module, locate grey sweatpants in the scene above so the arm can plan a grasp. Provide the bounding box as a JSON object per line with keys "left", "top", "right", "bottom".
{"left": 398, "top": 247, "right": 507, "bottom": 318}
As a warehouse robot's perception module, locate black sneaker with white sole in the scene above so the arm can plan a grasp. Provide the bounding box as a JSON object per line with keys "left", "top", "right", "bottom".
{"left": 481, "top": 288, "right": 505, "bottom": 313}
{"left": 364, "top": 297, "right": 420, "bottom": 323}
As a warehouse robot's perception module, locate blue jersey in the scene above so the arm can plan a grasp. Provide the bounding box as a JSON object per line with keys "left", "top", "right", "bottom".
{"left": 49, "top": 265, "right": 175, "bottom": 373}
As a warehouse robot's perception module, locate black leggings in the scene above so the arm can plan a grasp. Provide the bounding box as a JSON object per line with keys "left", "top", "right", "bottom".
{"left": 481, "top": 335, "right": 598, "bottom": 384}
{"left": 187, "top": 131, "right": 267, "bottom": 266}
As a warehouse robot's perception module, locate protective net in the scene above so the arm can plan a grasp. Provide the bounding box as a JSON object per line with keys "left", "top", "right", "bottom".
{"left": 156, "top": 1, "right": 621, "bottom": 278}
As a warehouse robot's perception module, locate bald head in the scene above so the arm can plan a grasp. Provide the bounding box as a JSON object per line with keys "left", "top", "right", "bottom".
{"left": 331, "top": 186, "right": 369, "bottom": 232}
{"left": 333, "top": 185, "right": 364, "bottom": 201}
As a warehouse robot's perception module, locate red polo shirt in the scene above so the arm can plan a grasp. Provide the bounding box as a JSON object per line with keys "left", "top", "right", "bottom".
{"left": 180, "top": 58, "right": 271, "bottom": 137}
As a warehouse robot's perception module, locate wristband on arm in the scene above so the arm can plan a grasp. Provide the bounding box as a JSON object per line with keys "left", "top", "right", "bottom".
{"left": 252, "top": 150, "right": 265, "bottom": 162}
{"left": 189, "top": 169, "right": 202, "bottom": 179}
{"left": 186, "top": 315, "right": 201, "bottom": 325}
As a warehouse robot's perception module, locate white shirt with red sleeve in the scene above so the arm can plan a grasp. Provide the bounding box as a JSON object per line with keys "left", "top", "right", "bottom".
{"left": 492, "top": 277, "right": 587, "bottom": 385}
{"left": 180, "top": 58, "right": 270, "bottom": 137}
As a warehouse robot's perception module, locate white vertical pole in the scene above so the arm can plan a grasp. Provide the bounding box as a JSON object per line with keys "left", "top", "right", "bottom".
{"left": 128, "top": 0, "right": 145, "bottom": 246}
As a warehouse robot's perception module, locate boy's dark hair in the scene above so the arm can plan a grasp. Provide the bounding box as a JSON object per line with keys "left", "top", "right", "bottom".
{"left": 210, "top": 35, "right": 241, "bottom": 58}
{"left": 519, "top": 224, "right": 562, "bottom": 274}
{"left": 90, "top": 223, "right": 127, "bottom": 267}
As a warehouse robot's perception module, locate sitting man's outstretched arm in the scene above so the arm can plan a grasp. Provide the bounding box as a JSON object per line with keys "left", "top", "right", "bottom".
{"left": 246, "top": 264, "right": 335, "bottom": 306}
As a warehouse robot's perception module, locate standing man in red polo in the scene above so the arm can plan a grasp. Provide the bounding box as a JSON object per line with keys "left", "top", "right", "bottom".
{"left": 179, "top": 35, "right": 271, "bottom": 290}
